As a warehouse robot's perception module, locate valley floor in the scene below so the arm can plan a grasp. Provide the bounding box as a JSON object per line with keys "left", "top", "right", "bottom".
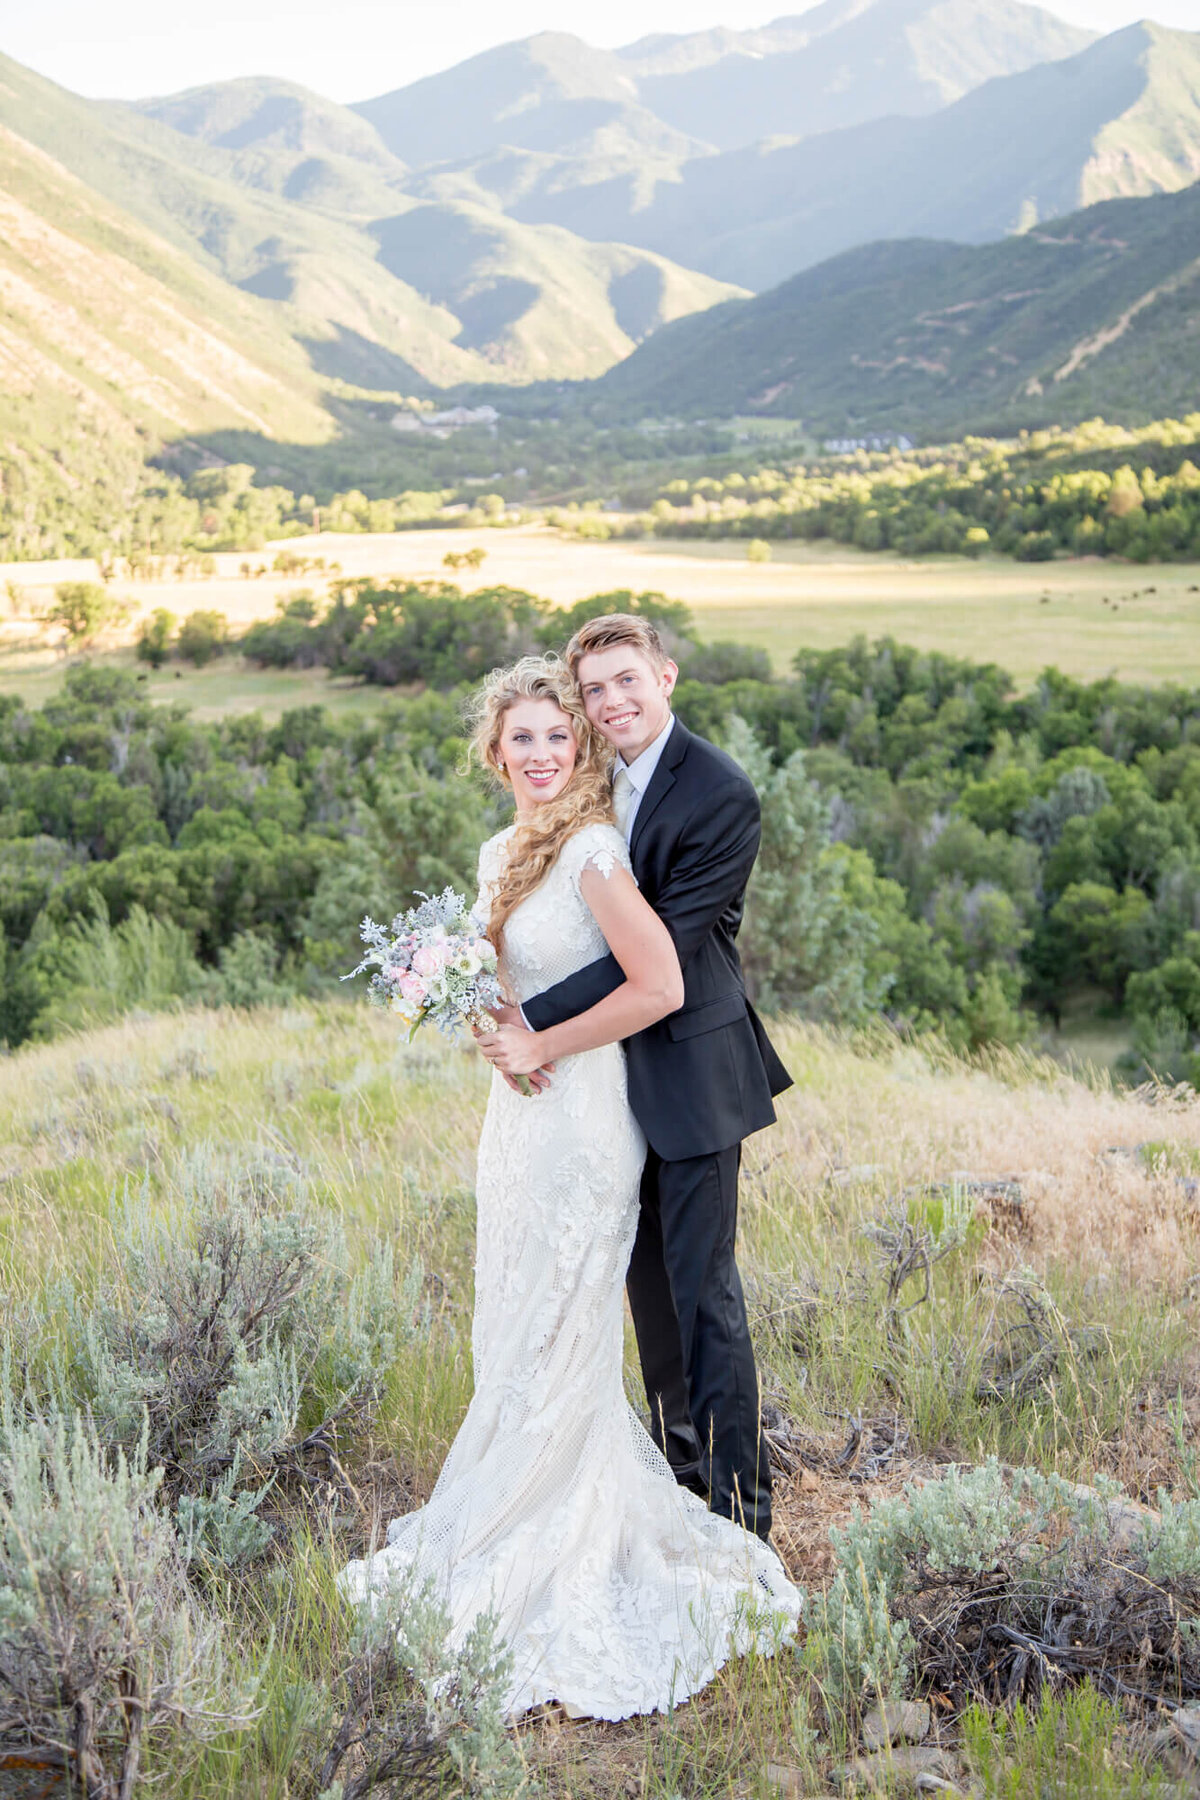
{"left": 4, "top": 526, "right": 1200, "bottom": 706}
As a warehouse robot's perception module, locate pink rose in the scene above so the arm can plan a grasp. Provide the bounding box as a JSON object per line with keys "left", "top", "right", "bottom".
{"left": 411, "top": 945, "right": 444, "bottom": 977}
{"left": 398, "top": 970, "right": 428, "bottom": 1005}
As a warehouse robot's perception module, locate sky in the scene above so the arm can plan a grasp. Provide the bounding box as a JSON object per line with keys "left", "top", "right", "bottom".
{"left": 4, "top": 0, "right": 1195, "bottom": 103}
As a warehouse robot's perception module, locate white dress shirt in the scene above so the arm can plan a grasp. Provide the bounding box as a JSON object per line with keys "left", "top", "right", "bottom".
{"left": 615, "top": 713, "right": 675, "bottom": 843}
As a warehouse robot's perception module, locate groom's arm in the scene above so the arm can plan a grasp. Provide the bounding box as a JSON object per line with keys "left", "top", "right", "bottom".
{"left": 521, "top": 952, "right": 624, "bottom": 1033}
{"left": 522, "top": 776, "right": 760, "bottom": 1033}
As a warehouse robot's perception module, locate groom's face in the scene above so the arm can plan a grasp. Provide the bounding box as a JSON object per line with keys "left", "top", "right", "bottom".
{"left": 577, "top": 644, "right": 677, "bottom": 763}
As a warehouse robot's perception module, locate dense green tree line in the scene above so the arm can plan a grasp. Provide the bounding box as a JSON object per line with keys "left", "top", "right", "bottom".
{"left": 9, "top": 412, "right": 1200, "bottom": 566}
{"left": 572, "top": 415, "right": 1200, "bottom": 562}
{"left": 0, "top": 461, "right": 461, "bottom": 563}
{"left": 4, "top": 585, "right": 1200, "bottom": 1076}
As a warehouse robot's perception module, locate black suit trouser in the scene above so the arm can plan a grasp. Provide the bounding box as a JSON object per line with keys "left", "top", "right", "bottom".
{"left": 626, "top": 1143, "right": 772, "bottom": 1539}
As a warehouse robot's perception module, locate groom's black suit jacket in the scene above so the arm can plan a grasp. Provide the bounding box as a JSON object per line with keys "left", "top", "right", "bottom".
{"left": 522, "top": 718, "right": 792, "bottom": 1162}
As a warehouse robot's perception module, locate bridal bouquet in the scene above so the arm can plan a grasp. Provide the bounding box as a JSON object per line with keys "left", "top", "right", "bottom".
{"left": 343, "top": 887, "right": 533, "bottom": 1093}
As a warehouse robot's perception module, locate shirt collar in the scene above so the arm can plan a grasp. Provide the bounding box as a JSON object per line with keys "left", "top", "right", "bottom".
{"left": 618, "top": 713, "right": 675, "bottom": 794}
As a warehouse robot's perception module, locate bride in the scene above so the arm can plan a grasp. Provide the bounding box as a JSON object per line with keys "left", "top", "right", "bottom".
{"left": 337, "top": 654, "right": 800, "bottom": 1719}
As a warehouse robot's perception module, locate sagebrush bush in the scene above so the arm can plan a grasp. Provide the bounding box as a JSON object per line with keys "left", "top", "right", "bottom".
{"left": 0, "top": 1412, "right": 259, "bottom": 1799}
{"left": 21, "top": 1148, "right": 425, "bottom": 1563}
{"left": 310, "top": 1572, "right": 525, "bottom": 1800}
{"left": 810, "top": 1459, "right": 1200, "bottom": 1712}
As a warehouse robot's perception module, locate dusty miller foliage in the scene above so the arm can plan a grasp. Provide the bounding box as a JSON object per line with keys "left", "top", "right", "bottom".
{"left": 0, "top": 1411, "right": 260, "bottom": 1799}
{"left": 813, "top": 1458, "right": 1200, "bottom": 1712}
{"left": 15, "top": 1146, "right": 426, "bottom": 1567}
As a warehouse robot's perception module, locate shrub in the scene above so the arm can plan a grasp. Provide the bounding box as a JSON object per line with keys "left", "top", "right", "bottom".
{"left": 206, "top": 928, "right": 292, "bottom": 1008}
{"left": 746, "top": 537, "right": 772, "bottom": 562}
{"left": 242, "top": 593, "right": 327, "bottom": 669}
{"left": 177, "top": 609, "right": 229, "bottom": 665}
{"left": 136, "top": 606, "right": 176, "bottom": 667}
{"left": 47, "top": 581, "right": 130, "bottom": 647}
{"left": 314, "top": 1572, "right": 523, "bottom": 1799}
{"left": 809, "top": 1458, "right": 1200, "bottom": 1712}
{"left": 0, "top": 1413, "right": 259, "bottom": 1798}
{"left": 728, "top": 716, "right": 887, "bottom": 1020}
{"left": 680, "top": 640, "right": 773, "bottom": 685}
{"left": 54, "top": 1153, "right": 419, "bottom": 1552}
{"left": 31, "top": 898, "right": 205, "bottom": 1037}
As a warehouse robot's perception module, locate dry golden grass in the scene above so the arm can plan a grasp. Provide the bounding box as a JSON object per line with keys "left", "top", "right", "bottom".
{"left": 763, "top": 1032, "right": 1200, "bottom": 1297}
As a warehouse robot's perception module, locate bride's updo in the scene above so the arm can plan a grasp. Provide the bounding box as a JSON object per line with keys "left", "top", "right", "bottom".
{"left": 468, "top": 653, "right": 615, "bottom": 953}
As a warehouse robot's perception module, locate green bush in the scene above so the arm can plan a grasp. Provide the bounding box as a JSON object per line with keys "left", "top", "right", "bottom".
{"left": 136, "top": 606, "right": 175, "bottom": 667}
{"left": 47, "top": 1154, "right": 420, "bottom": 1553}
{"left": 0, "top": 1413, "right": 260, "bottom": 1796}
{"left": 176, "top": 609, "right": 229, "bottom": 665}
{"left": 809, "top": 1459, "right": 1200, "bottom": 1711}
{"left": 48, "top": 581, "right": 129, "bottom": 647}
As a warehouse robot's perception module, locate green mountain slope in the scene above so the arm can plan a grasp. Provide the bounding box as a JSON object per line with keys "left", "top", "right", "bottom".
{"left": 0, "top": 123, "right": 328, "bottom": 441}
{"left": 492, "top": 22, "right": 1200, "bottom": 292}
{"left": 133, "top": 76, "right": 409, "bottom": 215}
{"left": 0, "top": 120, "right": 338, "bottom": 557}
{"left": 0, "top": 52, "right": 484, "bottom": 390}
{"left": 592, "top": 181, "right": 1200, "bottom": 437}
{"left": 0, "top": 53, "right": 740, "bottom": 392}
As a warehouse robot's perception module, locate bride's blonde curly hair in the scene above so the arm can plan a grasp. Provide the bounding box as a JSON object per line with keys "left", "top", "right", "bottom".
{"left": 467, "top": 654, "right": 615, "bottom": 954}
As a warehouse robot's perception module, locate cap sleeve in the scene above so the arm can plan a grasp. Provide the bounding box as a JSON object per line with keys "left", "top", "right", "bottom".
{"left": 564, "top": 822, "right": 633, "bottom": 893}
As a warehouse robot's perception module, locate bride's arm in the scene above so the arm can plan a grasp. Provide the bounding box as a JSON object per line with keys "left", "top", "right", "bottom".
{"left": 475, "top": 863, "right": 683, "bottom": 1075}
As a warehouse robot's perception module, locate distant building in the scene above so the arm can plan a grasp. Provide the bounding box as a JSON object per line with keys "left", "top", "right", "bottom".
{"left": 823, "top": 433, "right": 915, "bottom": 455}
{"left": 390, "top": 404, "right": 500, "bottom": 435}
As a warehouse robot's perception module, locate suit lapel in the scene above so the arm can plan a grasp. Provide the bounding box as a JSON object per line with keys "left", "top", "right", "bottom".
{"left": 630, "top": 717, "right": 691, "bottom": 866}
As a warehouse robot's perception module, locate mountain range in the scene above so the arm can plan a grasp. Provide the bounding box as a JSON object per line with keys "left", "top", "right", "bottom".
{"left": 463, "top": 20, "right": 1200, "bottom": 290}
{"left": 1, "top": 0, "right": 1199, "bottom": 471}
{"left": 594, "top": 179, "right": 1200, "bottom": 435}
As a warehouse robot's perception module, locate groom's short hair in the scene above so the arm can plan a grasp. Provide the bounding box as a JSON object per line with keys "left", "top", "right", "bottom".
{"left": 565, "top": 613, "right": 670, "bottom": 676}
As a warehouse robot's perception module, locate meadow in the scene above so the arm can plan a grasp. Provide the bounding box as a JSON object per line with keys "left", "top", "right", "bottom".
{"left": 3, "top": 1003, "right": 1200, "bottom": 1795}
{"left": 4, "top": 525, "right": 1200, "bottom": 719}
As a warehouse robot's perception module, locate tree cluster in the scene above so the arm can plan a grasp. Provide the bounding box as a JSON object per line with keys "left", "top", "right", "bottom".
{"left": 3, "top": 594, "right": 1200, "bottom": 1072}
{"left": 580, "top": 414, "right": 1200, "bottom": 563}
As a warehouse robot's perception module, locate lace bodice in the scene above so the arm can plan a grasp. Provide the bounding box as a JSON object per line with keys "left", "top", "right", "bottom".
{"left": 475, "top": 821, "right": 631, "bottom": 1006}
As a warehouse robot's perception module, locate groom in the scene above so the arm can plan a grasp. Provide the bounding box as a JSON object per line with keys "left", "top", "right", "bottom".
{"left": 518, "top": 612, "right": 791, "bottom": 1541}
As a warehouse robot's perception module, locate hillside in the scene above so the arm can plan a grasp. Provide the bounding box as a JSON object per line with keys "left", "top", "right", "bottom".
{"left": 593, "top": 179, "right": 1200, "bottom": 435}
{"left": 2, "top": 999, "right": 1197, "bottom": 1795}
{"left": 0, "top": 52, "right": 741, "bottom": 395}
{"left": 133, "top": 76, "right": 410, "bottom": 215}
{"left": 0, "top": 120, "right": 339, "bottom": 557}
{"left": 468, "top": 21, "right": 1200, "bottom": 291}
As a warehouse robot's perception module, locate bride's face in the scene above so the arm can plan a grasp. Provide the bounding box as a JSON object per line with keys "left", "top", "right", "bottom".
{"left": 497, "top": 698, "right": 579, "bottom": 813}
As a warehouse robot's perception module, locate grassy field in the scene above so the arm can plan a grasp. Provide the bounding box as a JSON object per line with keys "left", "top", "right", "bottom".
{"left": 4, "top": 527, "right": 1200, "bottom": 720}
{"left": 2, "top": 1002, "right": 1199, "bottom": 1794}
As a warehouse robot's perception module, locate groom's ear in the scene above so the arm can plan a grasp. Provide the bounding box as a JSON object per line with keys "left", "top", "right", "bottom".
{"left": 662, "top": 659, "right": 679, "bottom": 699}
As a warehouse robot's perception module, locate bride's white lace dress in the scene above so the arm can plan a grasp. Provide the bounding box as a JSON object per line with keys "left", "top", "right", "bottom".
{"left": 338, "top": 821, "right": 801, "bottom": 1718}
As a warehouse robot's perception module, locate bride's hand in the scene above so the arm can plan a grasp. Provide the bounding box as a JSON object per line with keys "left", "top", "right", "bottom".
{"left": 475, "top": 1024, "right": 554, "bottom": 1079}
